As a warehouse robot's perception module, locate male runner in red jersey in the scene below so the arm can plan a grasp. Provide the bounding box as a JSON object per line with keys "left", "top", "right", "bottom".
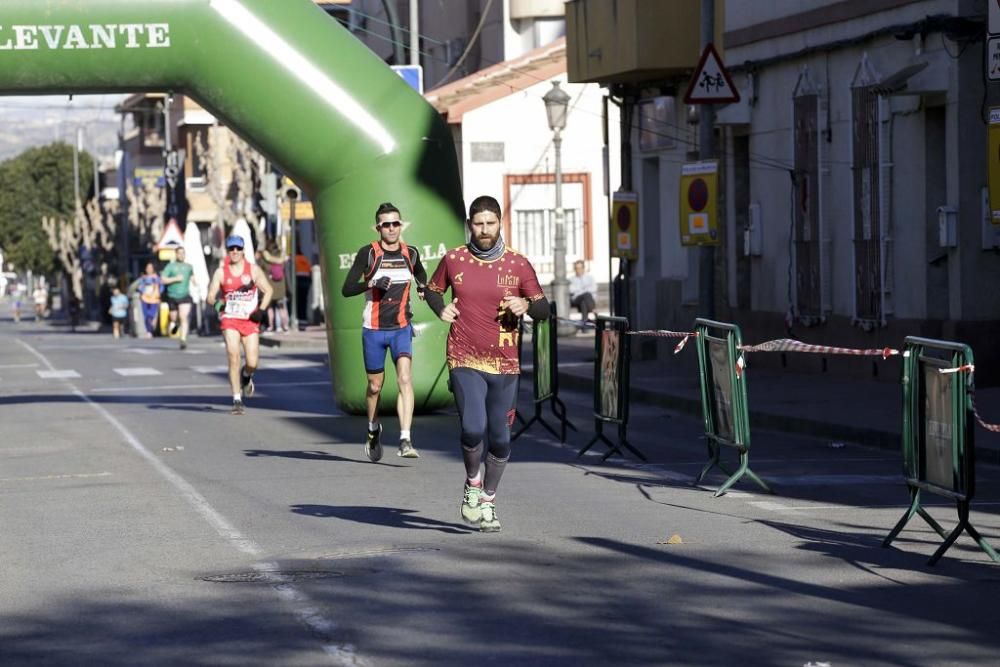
{"left": 424, "top": 195, "right": 550, "bottom": 532}
{"left": 207, "top": 235, "right": 273, "bottom": 415}
{"left": 342, "top": 202, "right": 428, "bottom": 461}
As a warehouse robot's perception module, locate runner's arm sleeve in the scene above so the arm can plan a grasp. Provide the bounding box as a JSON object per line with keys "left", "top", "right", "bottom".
{"left": 527, "top": 295, "right": 550, "bottom": 320}
{"left": 423, "top": 288, "right": 446, "bottom": 316}
{"left": 341, "top": 248, "right": 370, "bottom": 297}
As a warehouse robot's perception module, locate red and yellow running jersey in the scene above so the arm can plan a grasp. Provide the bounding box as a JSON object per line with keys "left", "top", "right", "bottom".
{"left": 427, "top": 245, "right": 544, "bottom": 375}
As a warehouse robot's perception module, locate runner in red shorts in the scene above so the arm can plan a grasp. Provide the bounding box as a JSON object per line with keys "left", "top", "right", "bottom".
{"left": 207, "top": 235, "right": 273, "bottom": 414}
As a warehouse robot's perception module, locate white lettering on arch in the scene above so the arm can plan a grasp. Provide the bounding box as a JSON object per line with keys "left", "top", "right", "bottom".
{"left": 90, "top": 24, "right": 117, "bottom": 49}
{"left": 63, "top": 24, "right": 89, "bottom": 49}
{"left": 38, "top": 25, "right": 64, "bottom": 49}
{"left": 13, "top": 25, "right": 38, "bottom": 49}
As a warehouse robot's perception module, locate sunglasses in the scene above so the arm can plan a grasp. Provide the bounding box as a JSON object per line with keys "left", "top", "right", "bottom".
{"left": 378, "top": 221, "right": 402, "bottom": 230}
{"left": 227, "top": 246, "right": 243, "bottom": 252}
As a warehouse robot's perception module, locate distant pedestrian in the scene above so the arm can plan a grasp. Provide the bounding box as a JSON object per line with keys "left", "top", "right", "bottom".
{"left": 161, "top": 246, "right": 195, "bottom": 349}
{"left": 261, "top": 239, "right": 291, "bottom": 333}
{"left": 424, "top": 195, "right": 550, "bottom": 532}
{"left": 341, "top": 202, "right": 427, "bottom": 461}
{"left": 32, "top": 283, "right": 48, "bottom": 321}
{"left": 569, "top": 260, "right": 597, "bottom": 325}
{"left": 109, "top": 286, "right": 129, "bottom": 339}
{"left": 137, "top": 262, "right": 162, "bottom": 338}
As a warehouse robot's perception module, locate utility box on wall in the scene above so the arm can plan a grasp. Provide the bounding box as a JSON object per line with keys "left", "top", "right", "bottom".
{"left": 565, "top": 0, "right": 724, "bottom": 84}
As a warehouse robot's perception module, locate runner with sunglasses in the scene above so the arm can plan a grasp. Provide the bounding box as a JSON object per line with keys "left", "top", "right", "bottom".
{"left": 207, "top": 235, "right": 273, "bottom": 415}
{"left": 342, "top": 202, "right": 428, "bottom": 461}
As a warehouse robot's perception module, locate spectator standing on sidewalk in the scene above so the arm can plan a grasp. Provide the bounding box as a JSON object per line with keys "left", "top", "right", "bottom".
{"left": 109, "top": 285, "right": 129, "bottom": 339}
{"left": 137, "top": 262, "right": 162, "bottom": 338}
{"left": 261, "top": 239, "right": 290, "bottom": 333}
{"left": 424, "top": 195, "right": 550, "bottom": 532}
{"left": 341, "top": 202, "right": 427, "bottom": 461}
{"left": 569, "top": 260, "right": 597, "bottom": 325}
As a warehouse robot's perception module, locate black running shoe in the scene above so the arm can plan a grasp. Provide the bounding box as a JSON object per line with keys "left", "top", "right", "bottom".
{"left": 231, "top": 398, "right": 245, "bottom": 415}
{"left": 365, "top": 424, "right": 383, "bottom": 462}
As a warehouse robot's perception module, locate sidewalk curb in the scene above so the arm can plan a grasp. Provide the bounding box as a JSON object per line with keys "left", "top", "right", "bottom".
{"left": 550, "top": 370, "right": 1000, "bottom": 467}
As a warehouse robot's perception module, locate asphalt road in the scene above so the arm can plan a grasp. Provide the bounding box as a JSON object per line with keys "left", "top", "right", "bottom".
{"left": 2, "top": 311, "right": 999, "bottom": 666}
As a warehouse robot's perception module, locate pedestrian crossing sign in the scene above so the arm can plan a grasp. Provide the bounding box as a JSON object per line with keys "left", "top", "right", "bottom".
{"left": 684, "top": 43, "right": 739, "bottom": 104}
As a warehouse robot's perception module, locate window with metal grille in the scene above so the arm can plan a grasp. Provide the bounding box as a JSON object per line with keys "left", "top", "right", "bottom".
{"left": 851, "top": 84, "right": 881, "bottom": 322}
{"left": 793, "top": 93, "right": 821, "bottom": 318}
{"left": 512, "top": 208, "right": 581, "bottom": 274}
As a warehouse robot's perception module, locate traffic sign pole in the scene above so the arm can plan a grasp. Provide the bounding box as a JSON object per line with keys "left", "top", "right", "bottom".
{"left": 699, "top": 0, "right": 717, "bottom": 320}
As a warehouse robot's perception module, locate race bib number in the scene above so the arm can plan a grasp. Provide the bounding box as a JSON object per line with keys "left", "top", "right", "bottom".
{"left": 225, "top": 291, "right": 256, "bottom": 320}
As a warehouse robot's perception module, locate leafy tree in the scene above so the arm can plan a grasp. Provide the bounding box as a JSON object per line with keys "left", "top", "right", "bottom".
{"left": 0, "top": 142, "right": 93, "bottom": 274}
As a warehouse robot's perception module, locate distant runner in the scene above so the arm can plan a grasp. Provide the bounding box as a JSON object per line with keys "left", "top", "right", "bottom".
{"left": 207, "top": 235, "right": 273, "bottom": 415}
{"left": 161, "top": 246, "right": 195, "bottom": 350}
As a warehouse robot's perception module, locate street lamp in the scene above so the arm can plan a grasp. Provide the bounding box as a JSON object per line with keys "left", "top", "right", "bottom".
{"left": 282, "top": 183, "right": 301, "bottom": 331}
{"left": 543, "top": 80, "right": 574, "bottom": 336}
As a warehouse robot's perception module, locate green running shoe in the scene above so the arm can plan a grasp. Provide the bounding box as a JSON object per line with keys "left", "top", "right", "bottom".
{"left": 365, "top": 424, "right": 383, "bottom": 462}
{"left": 397, "top": 439, "right": 420, "bottom": 458}
{"left": 461, "top": 483, "right": 482, "bottom": 524}
{"left": 478, "top": 499, "right": 501, "bottom": 533}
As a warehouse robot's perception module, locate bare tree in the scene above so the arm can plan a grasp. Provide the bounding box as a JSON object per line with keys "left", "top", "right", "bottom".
{"left": 193, "top": 126, "right": 263, "bottom": 230}
{"left": 42, "top": 197, "right": 119, "bottom": 300}
{"left": 127, "top": 178, "right": 166, "bottom": 252}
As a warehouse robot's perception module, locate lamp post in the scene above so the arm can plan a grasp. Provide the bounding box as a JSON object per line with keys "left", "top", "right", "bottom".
{"left": 282, "top": 183, "right": 301, "bottom": 331}
{"left": 543, "top": 81, "right": 574, "bottom": 335}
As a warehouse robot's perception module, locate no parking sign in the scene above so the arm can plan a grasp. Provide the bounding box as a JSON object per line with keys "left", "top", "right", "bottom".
{"left": 680, "top": 161, "right": 719, "bottom": 246}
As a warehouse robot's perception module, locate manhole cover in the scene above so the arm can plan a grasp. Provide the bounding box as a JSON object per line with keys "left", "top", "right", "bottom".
{"left": 199, "top": 570, "right": 344, "bottom": 584}
{"left": 319, "top": 546, "right": 440, "bottom": 560}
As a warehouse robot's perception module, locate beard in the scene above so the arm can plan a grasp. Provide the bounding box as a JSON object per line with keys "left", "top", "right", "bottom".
{"left": 471, "top": 232, "right": 499, "bottom": 251}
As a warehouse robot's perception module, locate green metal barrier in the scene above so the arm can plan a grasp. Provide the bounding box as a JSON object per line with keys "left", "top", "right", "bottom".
{"left": 0, "top": 0, "right": 465, "bottom": 413}
{"left": 578, "top": 316, "right": 645, "bottom": 461}
{"left": 882, "top": 337, "right": 999, "bottom": 565}
{"left": 693, "top": 318, "right": 772, "bottom": 497}
{"left": 513, "top": 303, "right": 576, "bottom": 443}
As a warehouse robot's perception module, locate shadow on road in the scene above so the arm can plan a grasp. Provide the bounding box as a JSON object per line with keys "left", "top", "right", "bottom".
{"left": 290, "top": 504, "right": 474, "bottom": 534}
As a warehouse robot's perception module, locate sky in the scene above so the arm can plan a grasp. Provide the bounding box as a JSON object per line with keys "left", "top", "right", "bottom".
{"left": 0, "top": 94, "right": 125, "bottom": 162}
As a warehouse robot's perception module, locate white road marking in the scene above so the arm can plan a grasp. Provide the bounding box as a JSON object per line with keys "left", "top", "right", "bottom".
{"left": 113, "top": 367, "right": 163, "bottom": 377}
{"left": 16, "top": 338, "right": 352, "bottom": 663}
{"left": 191, "top": 365, "right": 229, "bottom": 374}
{"left": 0, "top": 363, "right": 38, "bottom": 369}
{"left": 265, "top": 359, "right": 324, "bottom": 370}
{"left": 88, "top": 380, "right": 333, "bottom": 393}
{"left": 37, "top": 370, "right": 81, "bottom": 379}
{"left": 125, "top": 348, "right": 161, "bottom": 355}
{"left": 0, "top": 472, "right": 112, "bottom": 483}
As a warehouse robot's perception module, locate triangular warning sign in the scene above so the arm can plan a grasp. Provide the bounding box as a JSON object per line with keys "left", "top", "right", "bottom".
{"left": 684, "top": 43, "right": 740, "bottom": 104}
{"left": 155, "top": 218, "right": 185, "bottom": 250}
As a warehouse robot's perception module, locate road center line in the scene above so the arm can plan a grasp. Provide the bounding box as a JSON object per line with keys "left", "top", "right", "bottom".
{"left": 15, "top": 338, "right": 358, "bottom": 665}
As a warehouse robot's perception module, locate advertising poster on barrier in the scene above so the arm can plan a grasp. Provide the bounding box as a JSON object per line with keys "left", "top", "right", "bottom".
{"left": 924, "top": 365, "right": 954, "bottom": 490}
{"left": 534, "top": 317, "right": 553, "bottom": 401}
{"left": 597, "top": 324, "right": 626, "bottom": 421}
{"left": 708, "top": 339, "right": 736, "bottom": 441}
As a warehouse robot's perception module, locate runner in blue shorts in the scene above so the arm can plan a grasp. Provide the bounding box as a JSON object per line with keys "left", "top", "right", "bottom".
{"left": 342, "top": 202, "right": 428, "bottom": 462}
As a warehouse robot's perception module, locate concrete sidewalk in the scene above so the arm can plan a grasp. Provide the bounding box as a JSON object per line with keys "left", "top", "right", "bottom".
{"left": 254, "top": 322, "right": 1000, "bottom": 465}
{"left": 542, "top": 330, "right": 1000, "bottom": 466}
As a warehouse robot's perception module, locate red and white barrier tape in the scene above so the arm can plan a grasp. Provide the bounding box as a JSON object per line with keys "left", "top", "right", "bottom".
{"left": 933, "top": 364, "right": 1000, "bottom": 432}
{"left": 627, "top": 329, "right": 699, "bottom": 354}
{"left": 737, "top": 338, "right": 900, "bottom": 359}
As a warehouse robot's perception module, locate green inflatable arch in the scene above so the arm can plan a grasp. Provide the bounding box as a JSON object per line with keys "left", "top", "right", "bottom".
{"left": 0, "top": 0, "right": 466, "bottom": 413}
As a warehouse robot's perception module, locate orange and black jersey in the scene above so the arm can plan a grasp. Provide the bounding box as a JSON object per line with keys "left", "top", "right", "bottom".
{"left": 341, "top": 241, "right": 428, "bottom": 330}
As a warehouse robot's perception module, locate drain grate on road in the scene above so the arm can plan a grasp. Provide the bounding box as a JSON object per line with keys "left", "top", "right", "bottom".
{"left": 199, "top": 570, "right": 344, "bottom": 584}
